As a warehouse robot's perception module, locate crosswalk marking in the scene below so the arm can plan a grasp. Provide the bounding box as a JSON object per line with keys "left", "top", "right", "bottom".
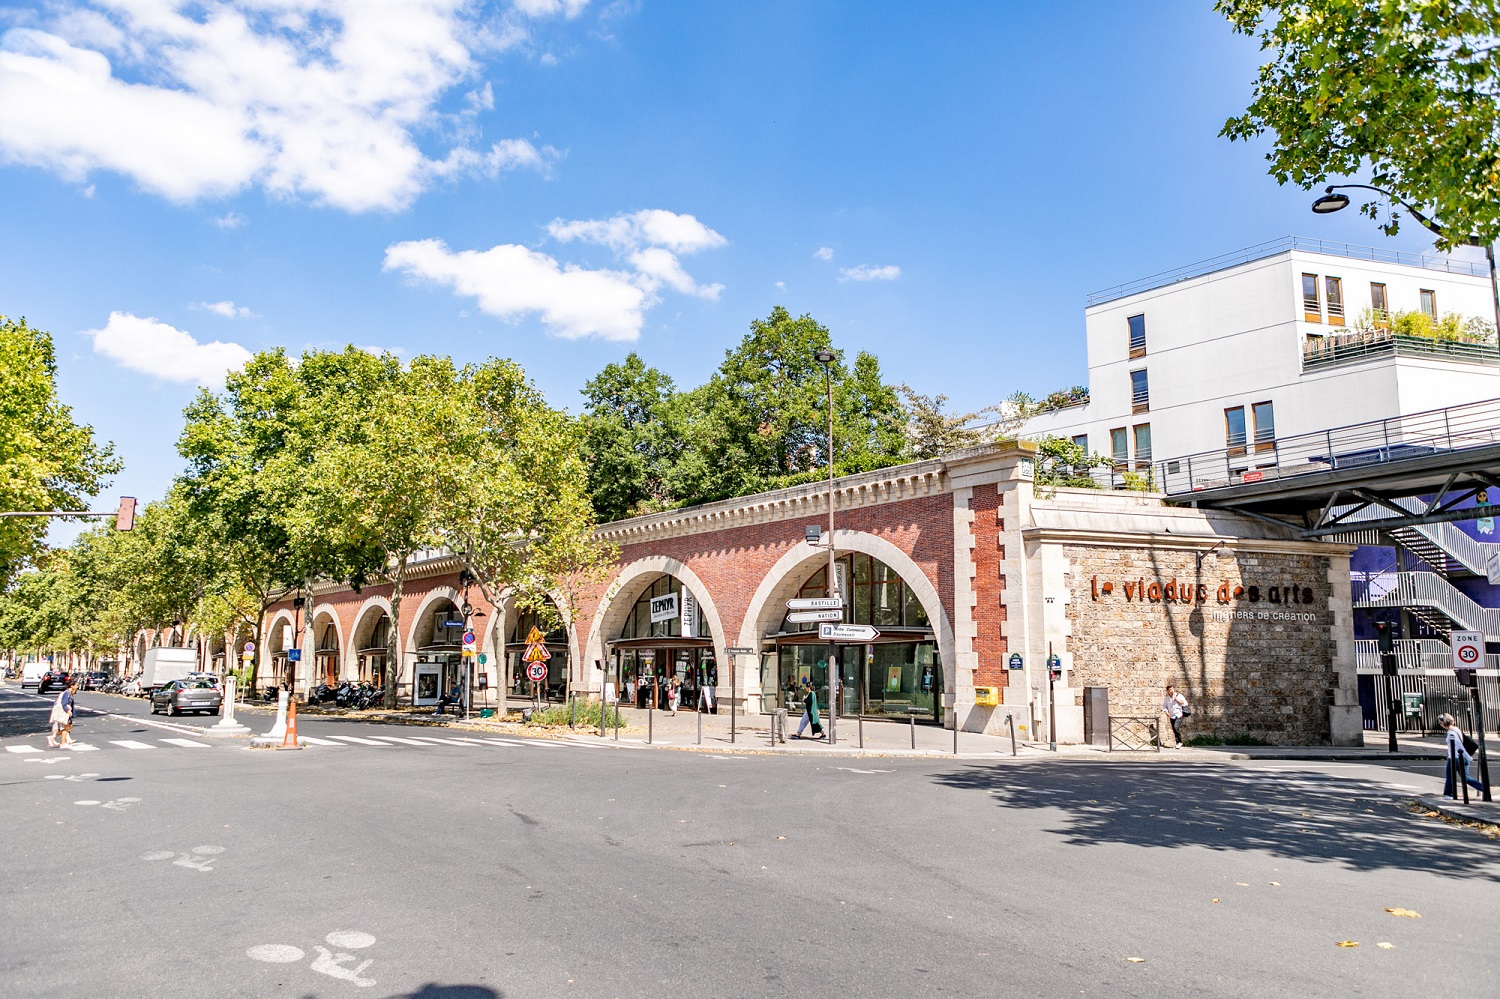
{"left": 368, "top": 736, "right": 431, "bottom": 746}
{"left": 110, "top": 740, "right": 156, "bottom": 750}
{"left": 158, "top": 738, "right": 209, "bottom": 748}
{"left": 298, "top": 736, "right": 340, "bottom": 746}
{"left": 3, "top": 730, "right": 618, "bottom": 756}
{"left": 450, "top": 737, "right": 498, "bottom": 746}
{"left": 327, "top": 735, "right": 389, "bottom": 746}
{"left": 403, "top": 736, "right": 460, "bottom": 745}
{"left": 480, "top": 738, "right": 526, "bottom": 747}
{"left": 67, "top": 744, "right": 100, "bottom": 751}
{"left": 5, "top": 745, "right": 42, "bottom": 754}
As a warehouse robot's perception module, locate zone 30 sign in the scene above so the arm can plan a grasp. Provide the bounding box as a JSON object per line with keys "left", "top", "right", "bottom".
{"left": 1451, "top": 631, "right": 1484, "bottom": 671}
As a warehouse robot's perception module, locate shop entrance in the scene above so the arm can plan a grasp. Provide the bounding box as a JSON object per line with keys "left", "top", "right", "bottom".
{"left": 775, "top": 640, "right": 942, "bottom": 724}
{"left": 607, "top": 573, "right": 717, "bottom": 711}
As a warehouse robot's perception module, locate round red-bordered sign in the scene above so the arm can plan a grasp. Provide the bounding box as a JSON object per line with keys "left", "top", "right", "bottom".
{"left": 526, "top": 661, "right": 548, "bottom": 682}
{"left": 1458, "top": 644, "right": 1481, "bottom": 664}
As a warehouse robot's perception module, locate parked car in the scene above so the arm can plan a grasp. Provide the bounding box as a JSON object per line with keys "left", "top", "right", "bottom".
{"left": 82, "top": 671, "right": 109, "bottom": 691}
{"left": 183, "top": 672, "right": 222, "bottom": 688}
{"left": 121, "top": 676, "right": 144, "bottom": 697}
{"left": 150, "top": 678, "right": 223, "bottom": 717}
{"left": 37, "top": 669, "right": 73, "bottom": 695}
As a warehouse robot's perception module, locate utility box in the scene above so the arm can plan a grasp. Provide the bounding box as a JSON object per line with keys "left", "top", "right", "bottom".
{"left": 1083, "top": 686, "right": 1109, "bottom": 748}
{"left": 974, "top": 686, "right": 998, "bottom": 707}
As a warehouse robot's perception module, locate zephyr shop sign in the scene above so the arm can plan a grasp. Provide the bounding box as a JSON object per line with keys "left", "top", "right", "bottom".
{"left": 649, "top": 592, "right": 679, "bottom": 623}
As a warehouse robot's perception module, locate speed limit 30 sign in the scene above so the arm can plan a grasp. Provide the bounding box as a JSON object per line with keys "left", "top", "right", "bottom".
{"left": 526, "top": 661, "right": 548, "bottom": 682}
{"left": 1451, "top": 631, "right": 1484, "bottom": 671}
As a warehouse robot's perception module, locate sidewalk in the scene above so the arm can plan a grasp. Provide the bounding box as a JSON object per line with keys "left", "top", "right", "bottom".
{"left": 1416, "top": 795, "right": 1500, "bottom": 830}
{"left": 221, "top": 692, "right": 1459, "bottom": 763}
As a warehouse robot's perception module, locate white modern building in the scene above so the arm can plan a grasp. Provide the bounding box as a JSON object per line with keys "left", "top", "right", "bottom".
{"left": 1020, "top": 236, "right": 1500, "bottom": 475}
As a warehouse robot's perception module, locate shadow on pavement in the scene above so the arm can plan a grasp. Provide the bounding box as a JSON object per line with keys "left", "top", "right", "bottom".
{"left": 932, "top": 762, "right": 1496, "bottom": 880}
{"left": 385, "top": 987, "right": 502, "bottom": 999}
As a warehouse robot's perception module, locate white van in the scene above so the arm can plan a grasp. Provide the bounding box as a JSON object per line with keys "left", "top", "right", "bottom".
{"left": 22, "top": 662, "right": 46, "bottom": 690}
{"left": 139, "top": 648, "right": 198, "bottom": 692}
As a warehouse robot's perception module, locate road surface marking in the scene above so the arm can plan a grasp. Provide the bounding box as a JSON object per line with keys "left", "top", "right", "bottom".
{"left": 479, "top": 738, "right": 524, "bottom": 746}
{"left": 159, "top": 738, "right": 209, "bottom": 748}
{"left": 298, "top": 736, "right": 339, "bottom": 746}
{"left": 65, "top": 743, "right": 99, "bottom": 751}
{"left": 327, "top": 735, "right": 388, "bottom": 746}
{"left": 5, "top": 745, "right": 42, "bottom": 754}
{"left": 402, "top": 736, "right": 464, "bottom": 745}
{"left": 367, "top": 736, "right": 431, "bottom": 746}
{"left": 110, "top": 740, "right": 156, "bottom": 750}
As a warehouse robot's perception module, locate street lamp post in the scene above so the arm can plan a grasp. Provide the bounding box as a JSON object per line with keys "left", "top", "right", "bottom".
{"left": 1311, "top": 183, "right": 1500, "bottom": 345}
{"left": 814, "top": 346, "right": 838, "bottom": 746}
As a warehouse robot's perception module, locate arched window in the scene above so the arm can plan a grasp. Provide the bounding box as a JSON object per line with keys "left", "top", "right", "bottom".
{"left": 617, "top": 575, "right": 711, "bottom": 640}
{"left": 782, "top": 553, "right": 930, "bottom": 632}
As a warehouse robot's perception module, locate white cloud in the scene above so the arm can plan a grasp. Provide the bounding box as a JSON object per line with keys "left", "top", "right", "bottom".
{"left": 775, "top": 280, "right": 786, "bottom": 290}
{"left": 198, "top": 300, "right": 257, "bottom": 319}
{"left": 0, "top": 1, "right": 580, "bottom": 213}
{"left": 547, "top": 209, "right": 726, "bottom": 254}
{"left": 384, "top": 238, "right": 651, "bottom": 341}
{"left": 813, "top": 246, "right": 834, "bottom": 261}
{"left": 87, "top": 311, "right": 252, "bottom": 385}
{"left": 385, "top": 207, "right": 727, "bottom": 340}
{"left": 212, "top": 210, "right": 246, "bottom": 229}
{"left": 839, "top": 264, "right": 901, "bottom": 282}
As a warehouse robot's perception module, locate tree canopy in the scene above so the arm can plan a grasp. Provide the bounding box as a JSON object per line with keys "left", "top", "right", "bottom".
{"left": 1219, "top": 0, "right": 1500, "bottom": 247}
{"left": 0, "top": 316, "right": 119, "bottom": 587}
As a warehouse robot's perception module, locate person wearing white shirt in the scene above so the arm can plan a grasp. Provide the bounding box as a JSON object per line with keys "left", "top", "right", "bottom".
{"left": 1440, "top": 713, "right": 1484, "bottom": 796}
{"left": 1162, "top": 685, "right": 1189, "bottom": 748}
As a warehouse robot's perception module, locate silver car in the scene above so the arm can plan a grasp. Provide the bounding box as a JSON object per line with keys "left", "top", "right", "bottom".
{"left": 150, "top": 679, "right": 223, "bottom": 717}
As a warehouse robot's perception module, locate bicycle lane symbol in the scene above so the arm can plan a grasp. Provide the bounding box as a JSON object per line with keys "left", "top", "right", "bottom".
{"left": 247, "top": 930, "right": 379, "bottom": 988}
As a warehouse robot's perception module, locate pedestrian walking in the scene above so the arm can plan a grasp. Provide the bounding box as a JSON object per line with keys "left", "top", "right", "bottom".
{"left": 794, "top": 679, "right": 823, "bottom": 739}
{"left": 667, "top": 676, "right": 681, "bottom": 716}
{"left": 48, "top": 680, "right": 79, "bottom": 749}
{"left": 1162, "top": 684, "right": 1189, "bottom": 748}
{"left": 1440, "top": 712, "right": 1485, "bottom": 797}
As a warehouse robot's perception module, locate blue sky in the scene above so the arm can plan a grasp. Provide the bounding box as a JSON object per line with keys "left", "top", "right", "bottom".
{"left": 0, "top": 1, "right": 1464, "bottom": 519}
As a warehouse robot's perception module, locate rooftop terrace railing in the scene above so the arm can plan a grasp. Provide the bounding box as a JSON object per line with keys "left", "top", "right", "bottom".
{"left": 1086, "top": 236, "right": 1487, "bottom": 308}
{"left": 1302, "top": 330, "right": 1499, "bottom": 371}
{"left": 1155, "top": 396, "right": 1500, "bottom": 496}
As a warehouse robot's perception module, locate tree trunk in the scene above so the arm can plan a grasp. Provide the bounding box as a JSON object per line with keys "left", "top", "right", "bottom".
{"left": 248, "top": 606, "right": 266, "bottom": 692}
{"left": 385, "top": 558, "right": 406, "bottom": 709}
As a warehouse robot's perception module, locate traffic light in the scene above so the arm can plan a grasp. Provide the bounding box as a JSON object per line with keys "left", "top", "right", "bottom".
{"left": 1375, "top": 621, "right": 1394, "bottom": 653}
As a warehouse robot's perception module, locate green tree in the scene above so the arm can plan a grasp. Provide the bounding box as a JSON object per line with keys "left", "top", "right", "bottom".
{"left": 898, "top": 385, "right": 1001, "bottom": 460}
{"left": 1219, "top": 0, "right": 1500, "bottom": 248}
{"left": 0, "top": 316, "right": 120, "bottom": 587}
{"left": 580, "top": 353, "right": 681, "bottom": 520}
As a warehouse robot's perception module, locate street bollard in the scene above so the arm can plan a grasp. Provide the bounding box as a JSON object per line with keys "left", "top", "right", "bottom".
{"left": 697, "top": 692, "right": 703, "bottom": 745}
{"left": 953, "top": 710, "right": 959, "bottom": 755}
{"left": 568, "top": 693, "right": 576, "bottom": 730}
{"left": 614, "top": 699, "right": 620, "bottom": 741}
{"left": 1007, "top": 713, "right": 1017, "bottom": 756}
{"left": 910, "top": 711, "right": 916, "bottom": 749}
{"left": 647, "top": 702, "right": 653, "bottom": 745}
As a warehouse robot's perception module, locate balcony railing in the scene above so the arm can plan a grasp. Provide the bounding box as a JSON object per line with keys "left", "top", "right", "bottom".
{"left": 1086, "top": 235, "right": 1488, "bottom": 307}
{"left": 1156, "top": 395, "right": 1500, "bottom": 495}
{"left": 1303, "top": 330, "right": 1499, "bottom": 371}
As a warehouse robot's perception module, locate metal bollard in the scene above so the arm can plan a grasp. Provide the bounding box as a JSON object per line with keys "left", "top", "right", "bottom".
{"left": 1007, "top": 713, "right": 1017, "bottom": 756}
{"left": 910, "top": 712, "right": 916, "bottom": 749}
{"left": 569, "top": 693, "right": 576, "bottom": 729}
{"left": 614, "top": 699, "right": 621, "bottom": 741}
{"left": 648, "top": 703, "right": 653, "bottom": 745}
{"left": 697, "top": 692, "right": 703, "bottom": 745}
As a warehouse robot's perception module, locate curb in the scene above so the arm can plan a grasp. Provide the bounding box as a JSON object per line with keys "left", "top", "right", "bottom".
{"left": 1415, "top": 795, "right": 1500, "bottom": 829}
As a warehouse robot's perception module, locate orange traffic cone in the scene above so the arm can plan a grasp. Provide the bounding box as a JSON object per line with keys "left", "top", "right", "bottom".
{"left": 279, "top": 697, "right": 302, "bottom": 750}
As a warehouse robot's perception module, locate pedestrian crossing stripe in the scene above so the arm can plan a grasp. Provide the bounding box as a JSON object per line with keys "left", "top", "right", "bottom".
{"left": 5, "top": 745, "right": 42, "bottom": 754}
{"left": 367, "top": 736, "right": 431, "bottom": 746}
{"left": 159, "top": 738, "right": 209, "bottom": 748}
{"left": 110, "top": 740, "right": 155, "bottom": 750}
{"left": 326, "top": 735, "right": 388, "bottom": 746}
{"left": 298, "top": 736, "right": 339, "bottom": 746}
{"left": 4, "top": 733, "right": 620, "bottom": 754}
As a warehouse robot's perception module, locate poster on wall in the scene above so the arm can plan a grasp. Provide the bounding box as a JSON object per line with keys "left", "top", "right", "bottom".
{"left": 886, "top": 667, "right": 903, "bottom": 692}
{"left": 650, "top": 592, "right": 679, "bottom": 623}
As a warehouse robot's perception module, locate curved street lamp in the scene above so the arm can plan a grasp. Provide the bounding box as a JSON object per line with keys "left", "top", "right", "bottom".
{"left": 1311, "top": 183, "right": 1500, "bottom": 342}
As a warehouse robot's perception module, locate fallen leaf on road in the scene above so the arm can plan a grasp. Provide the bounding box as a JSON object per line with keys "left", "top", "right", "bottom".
{"left": 1384, "top": 908, "right": 1421, "bottom": 918}
{"left": 1235, "top": 882, "right": 1249, "bottom": 887}
{"left": 1424, "top": 810, "right": 1440, "bottom": 817}
{"left": 1336, "top": 941, "right": 1359, "bottom": 948}
{"left": 1211, "top": 898, "right": 1220, "bottom": 904}
{"left": 1125, "top": 957, "right": 1145, "bottom": 963}
{"left": 1376, "top": 942, "right": 1395, "bottom": 950}
{"left": 1269, "top": 882, "right": 1281, "bottom": 887}
{"left": 775, "top": 836, "right": 786, "bottom": 840}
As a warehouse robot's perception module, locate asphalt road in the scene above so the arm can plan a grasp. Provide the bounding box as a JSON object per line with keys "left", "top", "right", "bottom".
{"left": 1, "top": 685, "right": 1495, "bottom": 999}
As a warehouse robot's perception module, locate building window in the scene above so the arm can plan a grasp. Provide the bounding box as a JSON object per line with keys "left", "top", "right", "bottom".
{"left": 1130, "top": 368, "right": 1149, "bottom": 414}
{"left": 1420, "top": 288, "right": 1437, "bottom": 318}
{"left": 1325, "top": 276, "right": 1344, "bottom": 325}
{"left": 1128, "top": 314, "right": 1146, "bottom": 359}
{"left": 1110, "top": 427, "right": 1128, "bottom": 467}
{"left": 1225, "top": 406, "right": 1247, "bottom": 456}
{"left": 1302, "top": 273, "right": 1322, "bottom": 321}
{"left": 1071, "top": 434, "right": 1088, "bottom": 452}
{"left": 1252, "top": 400, "right": 1275, "bottom": 452}
{"left": 1132, "top": 423, "right": 1152, "bottom": 470}
{"left": 1370, "top": 282, "right": 1389, "bottom": 322}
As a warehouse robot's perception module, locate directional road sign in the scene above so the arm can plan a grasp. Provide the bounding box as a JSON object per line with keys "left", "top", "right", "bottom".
{"left": 788, "top": 609, "right": 844, "bottom": 623}
{"left": 818, "top": 623, "right": 879, "bottom": 642}
{"left": 787, "top": 597, "right": 844, "bottom": 611}
{"left": 724, "top": 646, "right": 755, "bottom": 655}
{"left": 526, "top": 661, "right": 548, "bottom": 682}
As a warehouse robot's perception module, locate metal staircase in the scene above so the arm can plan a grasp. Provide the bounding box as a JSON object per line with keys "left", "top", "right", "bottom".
{"left": 1336, "top": 496, "right": 1497, "bottom": 576}
{"left": 1354, "top": 571, "right": 1500, "bottom": 640}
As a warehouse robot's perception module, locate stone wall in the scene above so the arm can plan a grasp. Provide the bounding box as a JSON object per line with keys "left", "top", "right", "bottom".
{"left": 1063, "top": 543, "right": 1339, "bottom": 744}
